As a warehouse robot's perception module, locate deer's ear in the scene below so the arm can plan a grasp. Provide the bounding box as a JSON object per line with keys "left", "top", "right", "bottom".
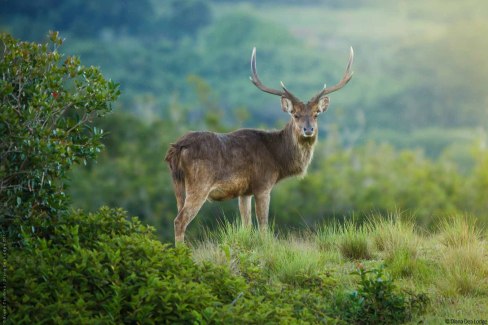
{"left": 318, "top": 96, "right": 330, "bottom": 113}
{"left": 281, "top": 97, "right": 293, "bottom": 113}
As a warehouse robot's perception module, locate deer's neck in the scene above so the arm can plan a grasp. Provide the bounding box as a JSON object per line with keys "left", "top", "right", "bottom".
{"left": 274, "top": 121, "right": 317, "bottom": 180}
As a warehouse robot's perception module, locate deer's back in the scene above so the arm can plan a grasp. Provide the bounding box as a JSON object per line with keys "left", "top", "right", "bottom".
{"left": 174, "top": 129, "right": 280, "bottom": 200}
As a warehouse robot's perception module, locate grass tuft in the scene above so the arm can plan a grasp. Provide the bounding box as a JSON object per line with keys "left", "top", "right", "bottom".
{"left": 315, "top": 222, "right": 341, "bottom": 251}
{"left": 385, "top": 248, "right": 431, "bottom": 280}
{"left": 317, "top": 220, "right": 373, "bottom": 260}
{"left": 337, "top": 220, "right": 373, "bottom": 260}
{"left": 438, "top": 243, "right": 488, "bottom": 296}
{"left": 437, "top": 215, "right": 483, "bottom": 247}
{"left": 367, "top": 213, "right": 420, "bottom": 259}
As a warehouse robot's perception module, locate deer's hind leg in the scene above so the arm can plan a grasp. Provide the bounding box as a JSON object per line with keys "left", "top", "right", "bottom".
{"left": 172, "top": 178, "right": 186, "bottom": 213}
{"left": 174, "top": 192, "right": 208, "bottom": 243}
{"left": 174, "top": 171, "right": 212, "bottom": 243}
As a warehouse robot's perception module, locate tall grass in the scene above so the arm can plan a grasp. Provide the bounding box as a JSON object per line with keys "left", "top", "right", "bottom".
{"left": 439, "top": 243, "right": 488, "bottom": 296}
{"left": 193, "top": 221, "right": 329, "bottom": 285}
{"left": 338, "top": 220, "right": 373, "bottom": 260}
{"left": 434, "top": 216, "right": 488, "bottom": 296}
{"left": 364, "top": 214, "right": 434, "bottom": 280}
{"left": 191, "top": 214, "right": 488, "bottom": 320}
{"left": 437, "top": 215, "right": 483, "bottom": 247}
{"left": 316, "top": 219, "right": 372, "bottom": 260}
{"left": 367, "top": 214, "right": 420, "bottom": 259}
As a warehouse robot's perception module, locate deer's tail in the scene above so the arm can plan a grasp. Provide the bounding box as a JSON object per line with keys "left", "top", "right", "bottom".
{"left": 165, "top": 144, "right": 185, "bottom": 211}
{"left": 165, "top": 144, "right": 184, "bottom": 183}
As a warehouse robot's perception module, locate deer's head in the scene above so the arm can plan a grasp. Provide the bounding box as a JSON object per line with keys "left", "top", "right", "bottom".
{"left": 250, "top": 47, "right": 354, "bottom": 140}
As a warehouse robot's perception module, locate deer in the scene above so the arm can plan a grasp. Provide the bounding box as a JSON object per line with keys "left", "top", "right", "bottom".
{"left": 165, "top": 47, "right": 354, "bottom": 243}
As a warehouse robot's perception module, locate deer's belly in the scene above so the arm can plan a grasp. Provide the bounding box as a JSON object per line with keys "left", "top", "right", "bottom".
{"left": 207, "top": 178, "right": 251, "bottom": 201}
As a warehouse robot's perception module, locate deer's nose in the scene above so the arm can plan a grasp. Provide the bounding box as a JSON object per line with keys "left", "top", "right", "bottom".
{"left": 303, "top": 127, "right": 314, "bottom": 136}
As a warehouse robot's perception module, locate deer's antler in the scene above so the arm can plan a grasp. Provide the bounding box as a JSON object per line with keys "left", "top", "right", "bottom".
{"left": 250, "top": 47, "right": 299, "bottom": 102}
{"left": 310, "top": 47, "right": 354, "bottom": 102}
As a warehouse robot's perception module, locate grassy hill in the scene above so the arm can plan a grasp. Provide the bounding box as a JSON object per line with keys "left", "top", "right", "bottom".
{"left": 192, "top": 214, "right": 488, "bottom": 323}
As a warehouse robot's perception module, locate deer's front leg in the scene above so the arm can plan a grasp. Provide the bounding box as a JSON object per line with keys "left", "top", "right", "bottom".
{"left": 254, "top": 191, "right": 271, "bottom": 231}
{"left": 238, "top": 195, "right": 252, "bottom": 228}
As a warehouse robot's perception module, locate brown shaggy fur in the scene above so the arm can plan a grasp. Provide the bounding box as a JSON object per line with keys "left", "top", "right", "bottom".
{"left": 165, "top": 100, "right": 324, "bottom": 243}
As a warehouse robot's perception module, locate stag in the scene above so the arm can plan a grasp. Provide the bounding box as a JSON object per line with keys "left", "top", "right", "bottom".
{"left": 165, "top": 47, "right": 354, "bottom": 243}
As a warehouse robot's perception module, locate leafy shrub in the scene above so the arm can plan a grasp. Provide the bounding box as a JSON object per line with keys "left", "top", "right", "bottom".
{"left": 214, "top": 248, "right": 341, "bottom": 324}
{"left": 7, "top": 207, "right": 249, "bottom": 324}
{"left": 334, "top": 265, "right": 429, "bottom": 324}
{"left": 0, "top": 32, "right": 119, "bottom": 228}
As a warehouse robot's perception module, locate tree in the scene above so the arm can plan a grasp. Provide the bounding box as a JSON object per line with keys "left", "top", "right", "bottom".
{"left": 0, "top": 32, "right": 120, "bottom": 230}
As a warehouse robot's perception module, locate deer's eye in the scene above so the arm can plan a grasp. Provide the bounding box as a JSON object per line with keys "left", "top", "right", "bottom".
{"left": 313, "top": 113, "right": 319, "bottom": 119}
{"left": 293, "top": 114, "right": 299, "bottom": 119}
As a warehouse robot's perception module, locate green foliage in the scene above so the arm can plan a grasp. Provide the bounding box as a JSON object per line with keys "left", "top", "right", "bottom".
{"left": 1, "top": 0, "right": 212, "bottom": 113}
{"left": 463, "top": 146, "right": 488, "bottom": 216}
{"left": 7, "top": 207, "right": 249, "bottom": 324}
{"left": 333, "top": 266, "right": 429, "bottom": 324}
{"left": 164, "top": 0, "right": 212, "bottom": 41}
{"left": 0, "top": 32, "right": 119, "bottom": 226}
{"left": 68, "top": 112, "right": 177, "bottom": 239}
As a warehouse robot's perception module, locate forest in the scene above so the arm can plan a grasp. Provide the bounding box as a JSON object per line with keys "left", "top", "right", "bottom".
{"left": 2, "top": 0, "right": 488, "bottom": 323}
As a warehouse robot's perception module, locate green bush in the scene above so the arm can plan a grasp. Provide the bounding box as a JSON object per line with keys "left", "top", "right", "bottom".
{"left": 7, "top": 207, "right": 248, "bottom": 324}
{"left": 0, "top": 32, "right": 119, "bottom": 228}
{"left": 334, "top": 265, "right": 429, "bottom": 324}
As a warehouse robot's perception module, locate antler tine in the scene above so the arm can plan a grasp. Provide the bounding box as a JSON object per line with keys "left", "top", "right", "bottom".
{"left": 280, "top": 81, "right": 299, "bottom": 101}
{"left": 250, "top": 47, "right": 299, "bottom": 101}
{"left": 311, "top": 47, "right": 354, "bottom": 101}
